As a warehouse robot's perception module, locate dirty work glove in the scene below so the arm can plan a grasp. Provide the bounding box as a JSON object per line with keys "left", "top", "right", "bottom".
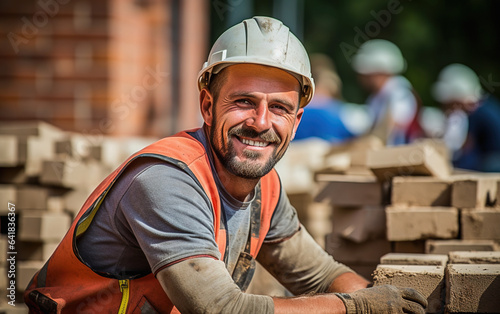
{"left": 335, "top": 284, "right": 427, "bottom": 314}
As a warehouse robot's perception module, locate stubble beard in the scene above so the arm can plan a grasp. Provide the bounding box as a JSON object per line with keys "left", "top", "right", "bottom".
{"left": 209, "top": 123, "right": 284, "bottom": 179}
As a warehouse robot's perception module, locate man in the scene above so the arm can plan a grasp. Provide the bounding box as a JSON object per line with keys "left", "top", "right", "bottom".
{"left": 25, "top": 17, "right": 426, "bottom": 313}
{"left": 433, "top": 63, "right": 500, "bottom": 172}
{"left": 352, "top": 39, "right": 423, "bottom": 145}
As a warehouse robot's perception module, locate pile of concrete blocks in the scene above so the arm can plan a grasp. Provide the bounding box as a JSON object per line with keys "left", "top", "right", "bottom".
{"left": 0, "top": 121, "right": 156, "bottom": 310}
{"left": 314, "top": 138, "right": 500, "bottom": 281}
{"left": 373, "top": 252, "right": 500, "bottom": 313}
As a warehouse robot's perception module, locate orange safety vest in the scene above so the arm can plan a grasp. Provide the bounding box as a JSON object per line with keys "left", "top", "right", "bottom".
{"left": 24, "top": 130, "right": 281, "bottom": 314}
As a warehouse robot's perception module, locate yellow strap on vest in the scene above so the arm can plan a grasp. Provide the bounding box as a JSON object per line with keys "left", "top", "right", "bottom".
{"left": 75, "top": 188, "right": 111, "bottom": 238}
{"left": 118, "top": 279, "right": 130, "bottom": 314}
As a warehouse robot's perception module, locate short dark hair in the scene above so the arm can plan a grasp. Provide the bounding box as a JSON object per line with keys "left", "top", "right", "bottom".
{"left": 207, "top": 68, "right": 228, "bottom": 104}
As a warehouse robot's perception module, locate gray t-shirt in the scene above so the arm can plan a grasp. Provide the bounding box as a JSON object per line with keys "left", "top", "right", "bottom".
{"left": 77, "top": 129, "right": 299, "bottom": 278}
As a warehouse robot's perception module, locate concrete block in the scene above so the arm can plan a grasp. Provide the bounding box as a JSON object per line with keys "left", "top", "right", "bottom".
{"left": 0, "top": 237, "right": 6, "bottom": 266}
{"left": 17, "top": 241, "right": 58, "bottom": 261}
{"left": 426, "top": 239, "right": 499, "bottom": 254}
{"left": 497, "top": 180, "right": 500, "bottom": 208}
{"left": 367, "top": 141, "right": 452, "bottom": 182}
{"left": 449, "top": 251, "right": 500, "bottom": 264}
{"left": 0, "top": 185, "right": 61, "bottom": 211}
{"left": 18, "top": 211, "right": 71, "bottom": 242}
{"left": 88, "top": 136, "right": 124, "bottom": 168}
{"left": 325, "top": 233, "right": 391, "bottom": 265}
{"left": 0, "top": 186, "right": 16, "bottom": 211}
{"left": 0, "top": 121, "right": 65, "bottom": 140}
{"left": 373, "top": 264, "right": 445, "bottom": 313}
{"left": 380, "top": 253, "right": 448, "bottom": 266}
{"left": 40, "top": 159, "right": 108, "bottom": 190}
{"left": 55, "top": 133, "right": 92, "bottom": 159}
{"left": 314, "top": 174, "right": 383, "bottom": 206}
{"left": 15, "top": 186, "right": 50, "bottom": 211}
{"left": 0, "top": 135, "right": 26, "bottom": 167}
{"left": 331, "top": 206, "right": 386, "bottom": 243}
{"left": 446, "top": 264, "right": 500, "bottom": 313}
{"left": 451, "top": 174, "right": 499, "bottom": 208}
{"left": 386, "top": 206, "right": 458, "bottom": 241}
{"left": 16, "top": 261, "right": 44, "bottom": 292}
{"left": 461, "top": 208, "right": 500, "bottom": 241}
{"left": 391, "top": 176, "right": 451, "bottom": 207}
{"left": 24, "top": 136, "right": 57, "bottom": 177}
{"left": 62, "top": 189, "right": 89, "bottom": 217}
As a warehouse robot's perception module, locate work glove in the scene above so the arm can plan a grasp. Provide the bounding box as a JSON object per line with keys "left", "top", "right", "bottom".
{"left": 335, "top": 284, "right": 427, "bottom": 314}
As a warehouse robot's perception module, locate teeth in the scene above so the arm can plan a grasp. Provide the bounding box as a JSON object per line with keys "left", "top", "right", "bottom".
{"left": 241, "top": 138, "right": 268, "bottom": 147}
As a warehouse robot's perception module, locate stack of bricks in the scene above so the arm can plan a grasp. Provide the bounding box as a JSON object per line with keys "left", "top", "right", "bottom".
{"left": 373, "top": 252, "right": 500, "bottom": 313}
{"left": 315, "top": 138, "right": 500, "bottom": 282}
{"left": 0, "top": 121, "right": 156, "bottom": 311}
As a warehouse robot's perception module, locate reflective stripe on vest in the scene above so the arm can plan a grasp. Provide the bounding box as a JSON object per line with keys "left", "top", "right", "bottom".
{"left": 23, "top": 129, "right": 281, "bottom": 313}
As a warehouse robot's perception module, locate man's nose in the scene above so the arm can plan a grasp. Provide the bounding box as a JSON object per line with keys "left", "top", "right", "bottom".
{"left": 247, "top": 103, "right": 272, "bottom": 132}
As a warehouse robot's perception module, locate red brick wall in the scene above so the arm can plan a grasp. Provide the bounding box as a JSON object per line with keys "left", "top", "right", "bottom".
{"left": 0, "top": 0, "right": 209, "bottom": 137}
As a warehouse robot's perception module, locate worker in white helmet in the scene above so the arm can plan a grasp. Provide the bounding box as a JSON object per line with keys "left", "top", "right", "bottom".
{"left": 433, "top": 63, "right": 500, "bottom": 172}
{"left": 352, "top": 39, "right": 423, "bottom": 145}
{"left": 25, "top": 17, "right": 427, "bottom": 313}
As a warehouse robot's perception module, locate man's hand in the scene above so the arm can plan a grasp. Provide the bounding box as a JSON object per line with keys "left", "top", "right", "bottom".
{"left": 335, "top": 284, "right": 427, "bottom": 314}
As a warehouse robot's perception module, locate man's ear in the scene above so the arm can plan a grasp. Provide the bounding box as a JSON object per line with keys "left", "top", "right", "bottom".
{"left": 291, "top": 107, "right": 304, "bottom": 140}
{"left": 199, "top": 88, "right": 214, "bottom": 126}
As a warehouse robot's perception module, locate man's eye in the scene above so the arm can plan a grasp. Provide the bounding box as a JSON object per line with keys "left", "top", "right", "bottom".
{"left": 236, "top": 99, "right": 252, "bottom": 106}
{"left": 271, "top": 104, "right": 288, "bottom": 113}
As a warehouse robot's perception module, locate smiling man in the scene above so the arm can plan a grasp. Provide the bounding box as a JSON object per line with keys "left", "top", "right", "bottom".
{"left": 25, "top": 17, "right": 426, "bottom": 314}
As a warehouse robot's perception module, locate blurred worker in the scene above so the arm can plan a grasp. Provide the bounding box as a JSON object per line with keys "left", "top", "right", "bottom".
{"left": 24, "top": 17, "right": 427, "bottom": 313}
{"left": 433, "top": 63, "right": 500, "bottom": 172}
{"left": 294, "top": 53, "right": 370, "bottom": 143}
{"left": 352, "top": 39, "right": 423, "bottom": 145}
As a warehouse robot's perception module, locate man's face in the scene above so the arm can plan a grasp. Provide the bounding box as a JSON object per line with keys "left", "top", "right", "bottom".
{"left": 203, "top": 64, "right": 303, "bottom": 179}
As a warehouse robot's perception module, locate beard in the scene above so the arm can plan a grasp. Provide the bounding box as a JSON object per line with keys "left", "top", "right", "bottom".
{"left": 209, "top": 121, "right": 285, "bottom": 179}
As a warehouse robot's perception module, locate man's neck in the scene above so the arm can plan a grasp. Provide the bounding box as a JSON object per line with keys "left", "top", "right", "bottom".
{"left": 211, "top": 155, "right": 259, "bottom": 202}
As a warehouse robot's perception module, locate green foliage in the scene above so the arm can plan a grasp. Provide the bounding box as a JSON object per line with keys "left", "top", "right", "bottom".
{"left": 209, "top": 0, "right": 500, "bottom": 107}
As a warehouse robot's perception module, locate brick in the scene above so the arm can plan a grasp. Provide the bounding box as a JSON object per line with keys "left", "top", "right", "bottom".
{"left": 426, "top": 239, "right": 499, "bottom": 254}
{"left": 386, "top": 206, "right": 458, "bottom": 241}
{"left": 391, "top": 176, "right": 451, "bottom": 207}
{"left": 16, "top": 260, "right": 44, "bottom": 292}
{"left": 325, "top": 233, "right": 391, "bottom": 265}
{"left": 461, "top": 208, "right": 500, "bottom": 241}
{"left": 449, "top": 251, "right": 500, "bottom": 264}
{"left": 314, "top": 174, "right": 383, "bottom": 206}
{"left": 380, "top": 253, "right": 448, "bottom": 266}
{"left": 17, "top": 241, "right": 58, "bottom": 261}
{"left": 373, "top": 264, "right": 445, "bottom": 314}
{"left": 446, "top": 264, "right": 500, "bottom": 313}
{"left": 331, "top": 206, "right": 386, "bottom": 243}
{"left": 18, "top": 211, "right": 71, "bottom": 242}
{"left": 367, "top": 141, "right": 452, "bottom": 182}
{"left": 451, "top": 175, "right": 499, "bottom": 208}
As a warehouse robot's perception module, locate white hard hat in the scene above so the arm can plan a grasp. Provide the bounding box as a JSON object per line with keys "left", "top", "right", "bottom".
{"left": 352, "top": 39, "right": 406, "bottom": 75}
{"left": 432, "top": 63, "right": 483, "bottom": 103}
{"left": 198, "top": 16, "right": 315, "bottom": 107}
